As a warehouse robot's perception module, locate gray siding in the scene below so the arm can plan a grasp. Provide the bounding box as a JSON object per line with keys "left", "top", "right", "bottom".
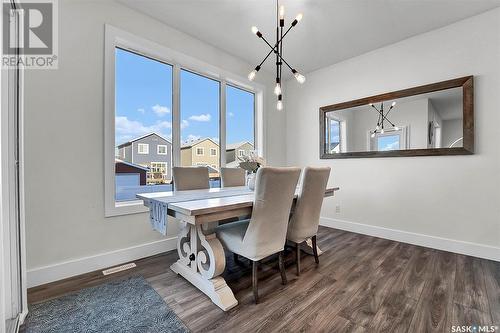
{"left": 122, "top": 134, "right": 173, "bottom": 180}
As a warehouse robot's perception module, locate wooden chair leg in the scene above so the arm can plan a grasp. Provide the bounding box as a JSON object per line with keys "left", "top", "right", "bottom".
{"left": 312, "top": 235, "right": 319, "bottom": 265}
{"left": 296, "top": 242, "right": 301, "bottom": 276}
{"left": 252, "top": 261, "right": 259, "bottom": 304}
{"left": 278, "top": 251, "right": 287, "bottom": 285}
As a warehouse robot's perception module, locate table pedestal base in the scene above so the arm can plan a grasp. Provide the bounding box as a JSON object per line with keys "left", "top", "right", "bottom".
{"left": 171, "top": 260, "right": 237, "bottom": 311}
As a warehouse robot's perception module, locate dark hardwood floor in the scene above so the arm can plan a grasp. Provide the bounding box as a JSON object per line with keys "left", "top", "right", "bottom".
{"left": 27, "top": 227, "right": 500, "bottom": 332}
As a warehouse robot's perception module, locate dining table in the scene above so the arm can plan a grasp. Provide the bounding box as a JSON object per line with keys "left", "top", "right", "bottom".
{"left": 137, "top": 185, "right": 339, "bottom": 311}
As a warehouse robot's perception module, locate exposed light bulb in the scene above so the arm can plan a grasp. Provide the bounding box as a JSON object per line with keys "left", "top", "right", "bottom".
{"left": 392, "top": 101, "right": 397, "bottom": 107}
{"left": 294, "top": 72, "right": 306, "bottom": 84}
{"left": 277, "top": 100, "right": 283, "bottom": 111}
{"left": 371, "top": 132, "right": 376, "bottom": 138}
{"left": 380, "top": 129, "right": 385, "bottom": 134}
{"left": 248, "top": 70, "right": 257, "bottom": 81}
{"left": 279, "top": 5, "right": 285, "bottom": 20}
{"left": 375, "top": 125, "right": 380, "bottom": 130}
{"left": 251, "top": 26, "right": 259, "bottom": 35}
{"left": 274, "top": 83, "right": 282, "bottom": 96}
{"left": 295, "top": 13, "right": 303, "bottom": 22}
{"left": 369, "top": 103, "right": 373, "bottom": 107}
{"left": 394, "top": 126, "right": 399, "bottom": 131}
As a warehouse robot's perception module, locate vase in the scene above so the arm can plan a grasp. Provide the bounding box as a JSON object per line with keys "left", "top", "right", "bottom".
{"left": 246, "top": 173, "right": 256, "bottom": 191}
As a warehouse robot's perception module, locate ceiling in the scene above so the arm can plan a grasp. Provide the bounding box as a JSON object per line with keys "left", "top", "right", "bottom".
{"left": 118, "top": 0, "right": 500, "bottom": 78}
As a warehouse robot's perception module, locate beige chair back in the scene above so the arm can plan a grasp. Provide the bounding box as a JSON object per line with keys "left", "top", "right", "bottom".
{"left": 287, "top": 167, "right": 330, "bottom": 243}
{"left": 172, "top": 167, "right": 210, "bottom": 191}
{"left": 243, "top": 167, "right": 301, "bottom": 260}
{"left": 220, "top": 167, "right": 246, "bottom": 187}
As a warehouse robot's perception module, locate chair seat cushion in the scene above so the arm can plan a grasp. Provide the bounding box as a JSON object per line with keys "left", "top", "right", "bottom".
{"left": 215, "top": 220, "right": 250, "bottom": 257}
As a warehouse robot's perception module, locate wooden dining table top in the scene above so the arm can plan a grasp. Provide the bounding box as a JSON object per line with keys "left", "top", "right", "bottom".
{"left": 137, "top": 186, "right": 339, "bottom": 217}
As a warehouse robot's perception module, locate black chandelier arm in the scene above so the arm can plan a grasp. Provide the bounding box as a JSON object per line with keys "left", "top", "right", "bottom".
{"left": 260, "top": 34, "right": 295, "bottom": 72}
{"left": 370, "top": 105, "right": 396, "bottom": 127}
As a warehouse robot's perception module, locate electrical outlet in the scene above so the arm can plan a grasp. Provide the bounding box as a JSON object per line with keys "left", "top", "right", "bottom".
{"left": 335, "top": 205, "right": 341, "bottom": 213}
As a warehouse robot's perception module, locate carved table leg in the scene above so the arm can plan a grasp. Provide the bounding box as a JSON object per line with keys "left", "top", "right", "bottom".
{"left": 170, "top": 221, "right": 238, "bottom": 311}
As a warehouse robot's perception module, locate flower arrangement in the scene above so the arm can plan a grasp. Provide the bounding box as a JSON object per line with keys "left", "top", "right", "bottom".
{"left": 238, "top": 151, "right": 266, "bottom": 174}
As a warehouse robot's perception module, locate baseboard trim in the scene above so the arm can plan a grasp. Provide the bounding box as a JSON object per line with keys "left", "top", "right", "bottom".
{"left": 27, "top": 237, "right": 177, "bottom": 288}
{"left": 320, "top": 217, "right": 500, "bottom": 262}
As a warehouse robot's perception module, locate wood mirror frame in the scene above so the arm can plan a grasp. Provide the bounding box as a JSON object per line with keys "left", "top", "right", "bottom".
{"left": 319, "top": 76, "right": 474, "bottom": 159}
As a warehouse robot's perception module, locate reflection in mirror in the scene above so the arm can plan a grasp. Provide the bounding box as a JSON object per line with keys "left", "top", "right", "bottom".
{"left": 324, "top": 87, "right": 463, "bottom": 153}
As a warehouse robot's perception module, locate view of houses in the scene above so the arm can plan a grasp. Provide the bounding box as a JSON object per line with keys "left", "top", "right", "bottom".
{"left": 115, "top": 132, "right": 253, "bottom": 187}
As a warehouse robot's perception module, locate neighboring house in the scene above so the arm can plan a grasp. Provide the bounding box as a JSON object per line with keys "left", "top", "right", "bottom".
{"left": 115, "top": 159, "right": 148, "bottom": 186}
{"left": 226, "top": 141, "right": 254, "bottom": 167}
{"left": 117, "top": 133, "right": 172, "bottom": 184}
{"left": 181, "top": 138, "right": 220, "bottom": 177}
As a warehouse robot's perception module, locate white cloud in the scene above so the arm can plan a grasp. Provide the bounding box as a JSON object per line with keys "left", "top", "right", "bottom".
{"left": 152, "top": 104, "right": 171, "bottom": 117}
{"left": 189, "top": 113, "right": 211, "bottom": 122}
{"left": 381, "top": 141, "right": 400, "bottom": 151}
{"left": 137, "top": 108, "right": 145, "bottom": 114}
{"left": 115, "top": 116, "right": 171, "bottom": 144}
{"left": 228, "top": 112, "right": 234, "bottom": 117}
{"left": 181, "top": 119, "right": 189, "bottom": 129}
{"left": 185, "top": 134, "right": 201, "bottom": 142}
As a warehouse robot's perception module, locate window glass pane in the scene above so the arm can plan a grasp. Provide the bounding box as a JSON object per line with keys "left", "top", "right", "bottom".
{"left": 180, "top": 70, "right": 220, "bottom": 188}
{"left": 115, "top": 48, "right": 173, "bottom": 201}
{"left": 326, "top": 118, "right": 341, "bottom": 153}
{"left": 226, "top": 85, "right": 255, "bottom": 168}
{"left": 377, "top": 135, "right": 400, "bottom": 151}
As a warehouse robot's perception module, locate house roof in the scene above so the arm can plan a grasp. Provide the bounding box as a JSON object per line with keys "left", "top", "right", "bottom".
{"left": 181, "top": 137, "right": 219, "bottom": 149}
{"left": 115, "top": 158, "right": 149, "bottom": 171}
{"left": 226, "top": 141, "right": 254, "bottom": 151}
{"left": 117, "top": 132, "right": 171, "bottom": 148}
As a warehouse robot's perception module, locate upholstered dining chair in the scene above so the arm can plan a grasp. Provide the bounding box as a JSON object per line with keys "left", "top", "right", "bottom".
{"left": 287, "top": 166, "right": 330, "bottom": 276}
{"left": 216, "top": 167, "right": 301, "bottom": 303}
{"left": 220, "top": 167, "right": 246, "bottom": 187}
{"left": 172, "top": 166, "right": 210, "bottom": 191}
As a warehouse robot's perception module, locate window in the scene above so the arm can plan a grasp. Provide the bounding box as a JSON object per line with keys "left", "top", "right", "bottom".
{"left": 226, "top": 85, "right": 255, "bottom": 168}
{"left": 150, "top": 162, "right": 167, "bottom": 173}
{"left": 157, "top": 145, "right": 168, "bottom": 155}
{"left": 113, "top": 47, "right": 172, "bottom": 205}
{"left": 181, "top": 69, "right": 220, "bottom": 188}
{"left": 325, "top": 118, "right": 341, "bottom": 153}
{"left": 137, "top": 143, "right": 149, "bottom": 154}
{"left": 369, "top": 127, "right": 407, "bottom": 151}
{"left": 105, "top": 26, "right": 262, "bottom": 216}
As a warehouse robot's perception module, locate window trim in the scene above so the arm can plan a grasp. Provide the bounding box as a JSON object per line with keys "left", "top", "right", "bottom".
{"left": 104, "top": 25, "right": 264, "bottom": 217}
{"left": 195, "top": 147, "right": 204, "bottom": 156}
{"left": 368, "top": 126, "right": 409, "bottom": 151}
{"left": 157, "top": 144, "right": 168, "bottom": 155}
{"left": 137, "top": 143, "right": 149, "bottom": 154}
{"left": 238, "top": 149, "right": 245, "bottom": 157}
{"left": 210, "top": 148, "right": 217, "bottom": 156}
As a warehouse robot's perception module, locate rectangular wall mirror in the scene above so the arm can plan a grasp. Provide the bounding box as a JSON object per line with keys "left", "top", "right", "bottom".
{"left": 319, "top": 76, "right": 474, "bottom": 158}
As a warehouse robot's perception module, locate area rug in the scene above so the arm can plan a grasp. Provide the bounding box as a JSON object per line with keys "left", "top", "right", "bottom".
{"left": 23, "top": 276, "right": 190, "bottom": 333}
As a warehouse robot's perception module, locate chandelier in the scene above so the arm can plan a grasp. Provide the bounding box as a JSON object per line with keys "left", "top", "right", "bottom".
{"left": 369, "top": 101, "right": 399, "bottom": 138}
{"left": 247, "top": 0, "right": 306, "bottom": 110}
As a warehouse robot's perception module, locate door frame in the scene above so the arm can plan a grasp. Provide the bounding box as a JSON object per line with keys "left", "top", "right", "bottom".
{"left": 1, "top": 0, "right": 28, "bottom": 331}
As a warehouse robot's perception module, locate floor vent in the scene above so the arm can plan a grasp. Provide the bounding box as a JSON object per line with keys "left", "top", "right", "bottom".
{"left": 102, "top": 263, "right": 137, "bottom": 276}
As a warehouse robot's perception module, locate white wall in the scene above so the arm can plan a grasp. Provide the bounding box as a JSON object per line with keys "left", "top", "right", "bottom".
{"left": 285, "top": 8, "right": 500, "bottom": 258}
{"left": 24, "top": 0, "right": 284, "bottom": 285}
{"left": 442, "top": 119, "right": 464, "bottom": 148}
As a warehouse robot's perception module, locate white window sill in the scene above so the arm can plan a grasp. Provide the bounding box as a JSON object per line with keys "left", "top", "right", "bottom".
{"left": 105, "top": 199, "right": 149, "bottom": 217}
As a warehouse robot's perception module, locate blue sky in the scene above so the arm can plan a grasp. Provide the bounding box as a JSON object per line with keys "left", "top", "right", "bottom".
{"left": 115, "top": 48, "right": 254, "bottom": 146}
{"left": 378, "top": 135, "right": 400, "bottom": 151}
